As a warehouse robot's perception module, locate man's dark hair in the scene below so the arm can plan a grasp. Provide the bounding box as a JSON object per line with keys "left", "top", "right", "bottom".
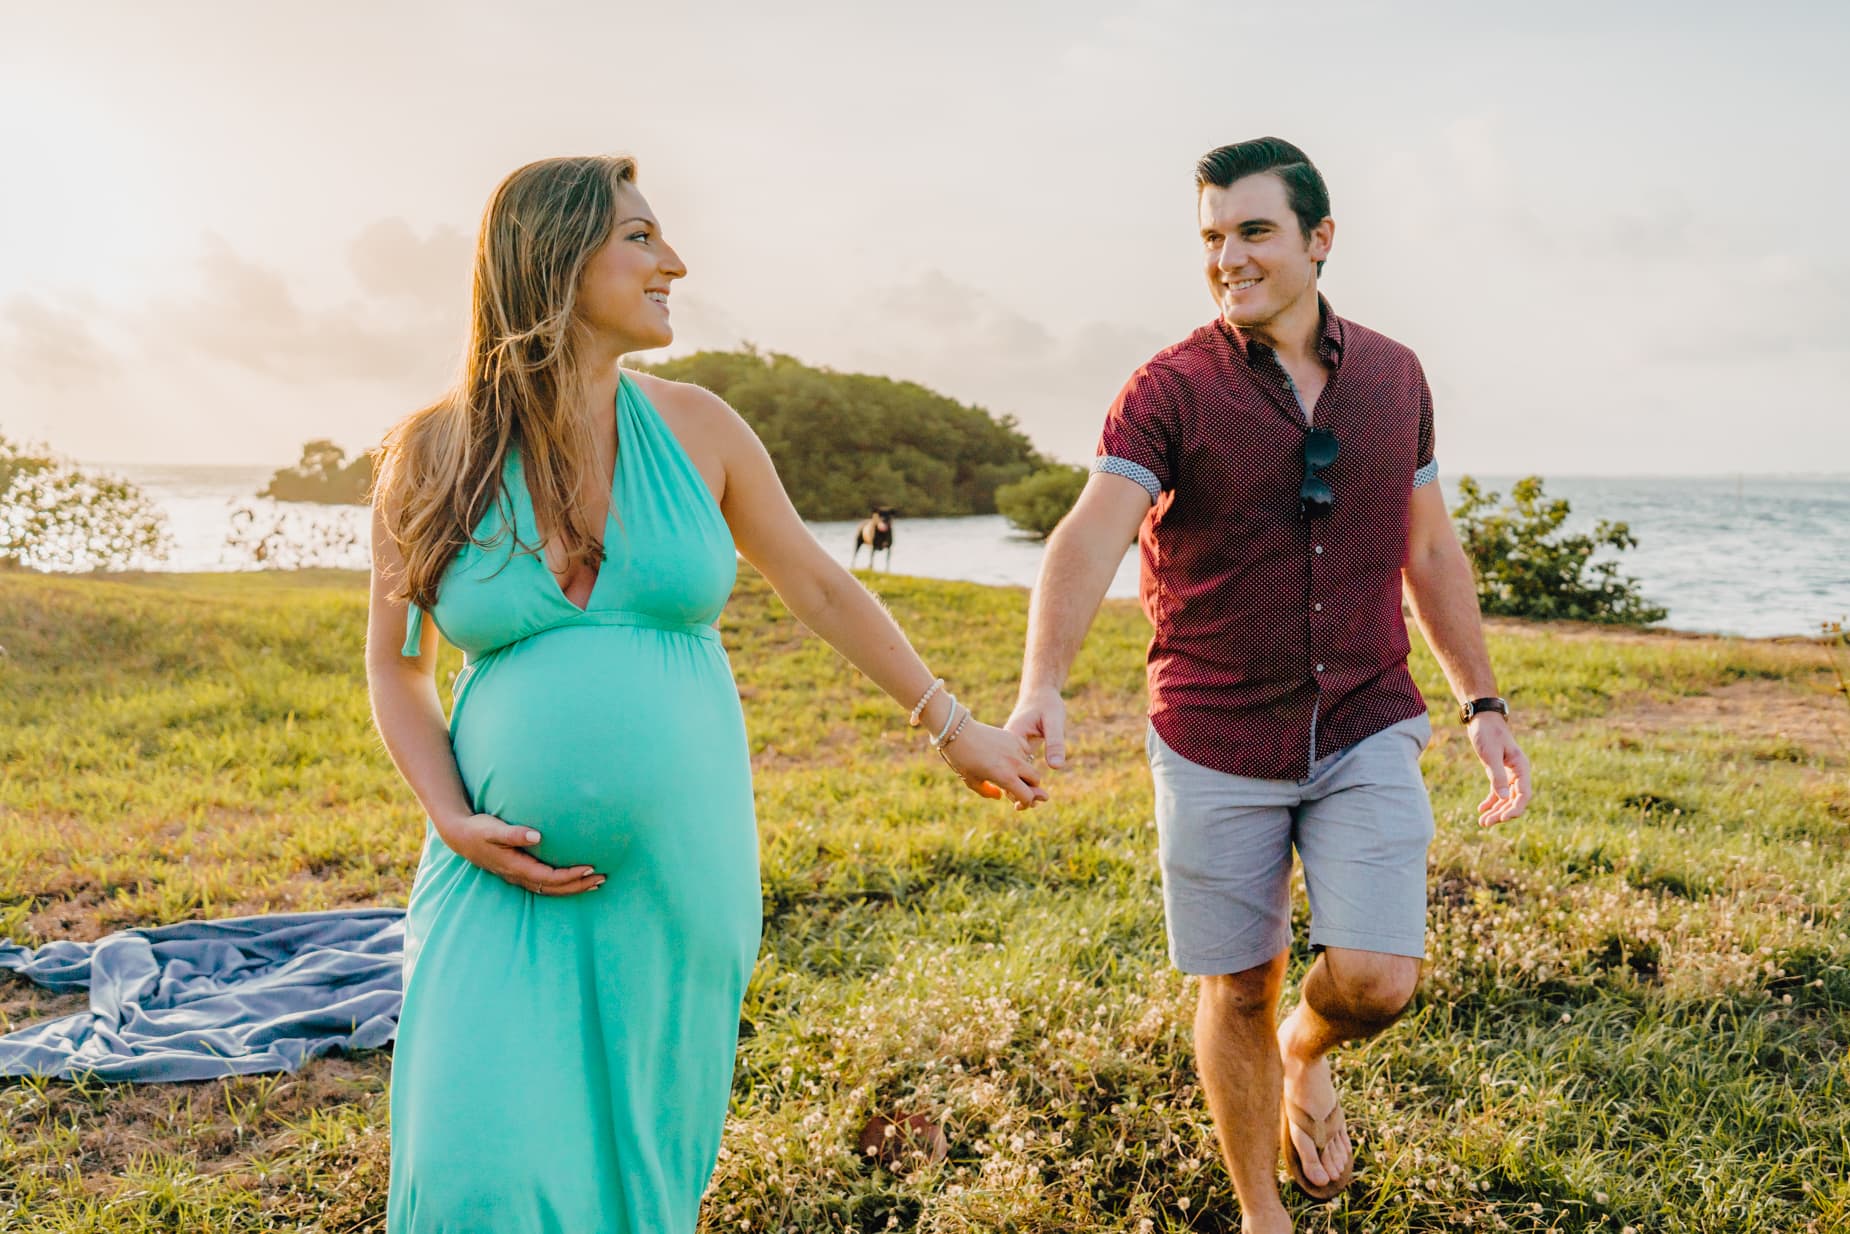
{"left": 1195, "top": 137, "right": 1331, "bottom": 273}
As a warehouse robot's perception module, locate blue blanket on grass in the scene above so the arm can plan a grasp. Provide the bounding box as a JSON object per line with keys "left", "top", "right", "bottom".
{"left": 0, "top": 908, "right": 404, "bottom": 1081}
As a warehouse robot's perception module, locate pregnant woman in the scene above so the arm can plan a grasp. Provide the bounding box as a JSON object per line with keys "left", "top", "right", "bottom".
{"left": 365, "top": 155, "right": 1045, "bottom": 1233}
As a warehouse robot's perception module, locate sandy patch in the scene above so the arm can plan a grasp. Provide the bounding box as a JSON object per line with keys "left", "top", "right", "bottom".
{"left": 1596, "top": 679, "right": 1850, "bottom": 765}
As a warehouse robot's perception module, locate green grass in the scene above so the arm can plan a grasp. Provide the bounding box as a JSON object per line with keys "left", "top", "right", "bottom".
{"left": 1, "top": 567, "right": 1846, "bottom": 1232}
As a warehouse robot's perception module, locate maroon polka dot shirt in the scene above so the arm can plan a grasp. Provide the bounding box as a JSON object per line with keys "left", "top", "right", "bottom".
{"left": 1094, "top": 296, "right": 1438, "bottom": 780}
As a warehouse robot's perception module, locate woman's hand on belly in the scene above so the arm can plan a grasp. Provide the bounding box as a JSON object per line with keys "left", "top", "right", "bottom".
{"left": 436, "top": 812, "right": 607, "bottom": 896}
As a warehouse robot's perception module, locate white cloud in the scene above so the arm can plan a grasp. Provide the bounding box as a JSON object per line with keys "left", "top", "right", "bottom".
{"left": 821, "top": 272, "right": 1167, "bottom": 461}
{"left": 6, "top": 2, "right": 1845, "bottom": 473}
{"left": 0, "top": 295, "right": 122, "bottom": 387}
{"left": 142, "top": 232, "right": 462, "bottom": 388}
{"left": 346, "top": 218, "right": 473, "bottom": 306}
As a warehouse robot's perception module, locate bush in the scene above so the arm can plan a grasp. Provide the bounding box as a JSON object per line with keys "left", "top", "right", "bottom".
{"left": 1452, "top": 475, "right": 1667, "bottom": 625}
{"left": 996, "top": 464, "right": 1088, "bottom": 540}
{"left": 224, "top": 504, "right": 367, "bottom": 570}
{"left": 0, "top": 433, "right": 168, "bottom": 571}
{"left": 261, "top": 439, "right": 373, "bottom": 505}
{"left": 640, "top": 349, "right": 1044, "bottom": 519}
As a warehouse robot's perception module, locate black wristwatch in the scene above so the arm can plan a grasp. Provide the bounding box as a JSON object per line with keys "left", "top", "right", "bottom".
{"left": 1459, "top": 696, "right": 1510, "bottom": 724}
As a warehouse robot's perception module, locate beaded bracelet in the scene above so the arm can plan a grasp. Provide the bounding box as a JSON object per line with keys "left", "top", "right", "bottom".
{"left": 908, "top": 677, "right": 945, "bottom": 728}
{"left": 930, "top": 696, "right": 962, "bottom": 748}
{"left": 935, "top": 708, "right": 973, "bottom": 771}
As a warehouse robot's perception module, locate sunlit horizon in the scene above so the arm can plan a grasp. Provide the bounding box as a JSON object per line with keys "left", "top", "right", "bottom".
{"left": 5, "top": 2, "right": 1846, "bottom": 475}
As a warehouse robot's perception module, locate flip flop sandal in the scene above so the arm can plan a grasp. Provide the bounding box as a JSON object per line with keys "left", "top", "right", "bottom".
{"left": 1281, "top": 1096, "right": 1354, "bottom": 1203}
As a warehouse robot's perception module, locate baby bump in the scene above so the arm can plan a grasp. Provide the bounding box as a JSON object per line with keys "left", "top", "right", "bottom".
{"left": 448, "top": 627, "right": 757, "bottom": 880}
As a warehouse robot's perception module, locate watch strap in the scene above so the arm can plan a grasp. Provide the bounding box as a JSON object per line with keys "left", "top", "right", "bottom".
{"left": 1460, "top": 696, "right": 1510, "bottom": 724}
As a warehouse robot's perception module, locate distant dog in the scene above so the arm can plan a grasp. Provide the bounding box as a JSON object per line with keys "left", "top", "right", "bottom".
{"left": 850, "top": 507, "right": 894, "bottom": 570}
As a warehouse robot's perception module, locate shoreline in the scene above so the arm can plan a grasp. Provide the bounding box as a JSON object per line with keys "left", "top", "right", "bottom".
{"left": 10, "top": 564, "right": 1843, "bottom": 647}
{"left": 43, "top": 472, "right": 1850, "bottom": 641}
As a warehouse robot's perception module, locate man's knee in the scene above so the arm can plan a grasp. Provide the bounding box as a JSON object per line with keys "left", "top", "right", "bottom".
{"left": 1319, "top": 953, "right": 1421, "bottom": 1025}
{"left": 1198, "top": 953, "right": 1288, "bottom": 1019}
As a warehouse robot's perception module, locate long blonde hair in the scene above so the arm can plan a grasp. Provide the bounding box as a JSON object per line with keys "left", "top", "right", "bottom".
{"left": 372, "top": 155, "right": 638, "bottom": 609}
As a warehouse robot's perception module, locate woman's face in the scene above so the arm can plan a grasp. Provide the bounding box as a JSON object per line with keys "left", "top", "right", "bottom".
{"left": 575, "top": 184, "right": 687, "bottom": 353}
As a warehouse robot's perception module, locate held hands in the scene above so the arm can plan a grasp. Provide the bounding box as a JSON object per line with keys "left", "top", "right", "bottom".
{"left": 939, "top": 717, "right": 1049, "bottom": 810}
{"left": 1467, "top": 713, "right": 1533, "bottom": 827}
{"left": 1003, "top": 687, "right": 1068, "bottom": 770}
{"left": 437, "top": 812, "right": 607, "bottom": 896}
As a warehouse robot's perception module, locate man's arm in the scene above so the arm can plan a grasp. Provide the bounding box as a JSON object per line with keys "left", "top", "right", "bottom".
{"left": 1402, "top": 483, "right": 1532, "bottom": 826}
{"left": 1005, "top": 472, "right": 1151, "bottom": 768}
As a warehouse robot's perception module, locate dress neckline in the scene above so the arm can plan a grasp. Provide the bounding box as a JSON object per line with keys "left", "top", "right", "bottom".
{"left": 515, "top": 376, "right": 624, "bottom": 615}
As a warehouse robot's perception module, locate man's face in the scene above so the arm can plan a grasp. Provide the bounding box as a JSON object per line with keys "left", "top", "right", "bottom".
{"left": 1198, "top": 172, "right": 1332, "bottom": 330}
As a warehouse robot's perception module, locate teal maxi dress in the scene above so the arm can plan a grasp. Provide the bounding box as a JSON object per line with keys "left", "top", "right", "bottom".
{"left": 385, "top": 374, "right": 761, "bottom": 1233}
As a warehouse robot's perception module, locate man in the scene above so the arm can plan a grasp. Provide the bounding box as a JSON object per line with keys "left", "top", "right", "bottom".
{"left": 1005, "top": 137, "right": 1532, "bottom": 1231}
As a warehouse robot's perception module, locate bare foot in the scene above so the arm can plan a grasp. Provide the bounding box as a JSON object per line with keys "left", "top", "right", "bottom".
{"left": 1277, "top": 1016, "right": 1352, "bottom": 1188}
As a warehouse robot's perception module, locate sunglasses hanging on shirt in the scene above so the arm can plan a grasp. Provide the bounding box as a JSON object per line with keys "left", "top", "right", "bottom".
{"left": 1300, "top": 428, "right": 1339, "bottom": 518}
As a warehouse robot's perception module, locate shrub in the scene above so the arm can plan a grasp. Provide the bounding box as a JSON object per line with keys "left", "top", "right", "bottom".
{"left": 996, "top": 464, "right": 1088, "bottom": 540}
{"left": 1452, "top": 475, "right": 1666, "bottom": 625}
{"left": 261, "top": 439, "right": 373, "bottom": 505}
{"left": 0, "top": 433, "right": 168, "bottom": 571}
{"left": 224, "top": 504, "right": 367, "bottom": 570}
{"left": 640, "top": 349, "right": 1044, "bottom": 519}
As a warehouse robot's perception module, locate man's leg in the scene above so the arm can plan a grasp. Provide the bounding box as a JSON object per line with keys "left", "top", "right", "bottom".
{"left": 1147, "top": 724, "right": 1299, "bottom": 1229}
{"left": 1284, "top": 712, "right": 1438, "bottom": 1189}
{"left": 1196, "top": 951, "right": 1294, "bottom": 1233}
{"left": 1276, "top": 947, "right": 1420, "bottom": 1186}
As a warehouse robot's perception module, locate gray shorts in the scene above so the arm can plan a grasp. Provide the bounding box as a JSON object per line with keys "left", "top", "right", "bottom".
{"left": 1147, "top": 713, "right": 1436, "bottom": 975}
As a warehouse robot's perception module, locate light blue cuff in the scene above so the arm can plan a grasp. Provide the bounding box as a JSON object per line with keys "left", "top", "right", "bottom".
{"left": 1093, "top": 455, "right": 1161, "bottom": 503}
{"left": 1413, "top": 458, "right": 1439, "bottom": 489}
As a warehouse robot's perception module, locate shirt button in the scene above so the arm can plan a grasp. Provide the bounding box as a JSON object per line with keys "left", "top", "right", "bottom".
{"left": 1313, "top": 603, "right": 1323, "bottom": 611}
{"left": 1315, "top": 663, "right": 1326, "bottom": 673}
{"left": 1313, "top": 545, "right": 1324, "bottom": 554}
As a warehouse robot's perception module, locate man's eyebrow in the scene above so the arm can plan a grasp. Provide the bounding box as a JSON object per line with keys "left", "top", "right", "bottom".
{"left": 1200, "top": 216, "right": 1281, "bottom": 236}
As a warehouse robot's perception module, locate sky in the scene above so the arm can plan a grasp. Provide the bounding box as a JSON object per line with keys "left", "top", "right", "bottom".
{"left": 2, "top": 0, "right": 1846, "bottom": 476}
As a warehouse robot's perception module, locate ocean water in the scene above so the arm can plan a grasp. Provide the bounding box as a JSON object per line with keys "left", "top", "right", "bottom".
{"left": 85, "top": 464, "right": 1849, "bottom": 640}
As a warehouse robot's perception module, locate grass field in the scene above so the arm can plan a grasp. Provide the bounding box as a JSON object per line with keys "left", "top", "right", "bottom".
{"left": 2, "top": 567, "right": 1847, "bottom": 1232}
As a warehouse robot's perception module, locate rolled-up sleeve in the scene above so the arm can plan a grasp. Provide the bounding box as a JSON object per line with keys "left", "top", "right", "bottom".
{"left": 1094, "top": 363, "right": 1184, "bottom": 504}
{"left": 1413, "top": 364, "right": 1438, "bottom": 489}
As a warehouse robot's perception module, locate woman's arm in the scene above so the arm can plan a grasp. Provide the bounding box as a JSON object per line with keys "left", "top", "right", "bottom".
{"left": 669, "top": 384, "right": 1046, "bottom": 809}
{"left": 365, "top": 501, "right": 607, "bottom": 892}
